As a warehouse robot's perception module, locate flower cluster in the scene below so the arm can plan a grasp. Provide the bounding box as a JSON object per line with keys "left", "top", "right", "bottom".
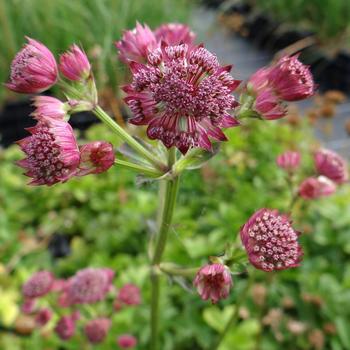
{"left": 7, "top": 38, "right": 114, "bottom": 185}
{"left": 246, "top": 55, "right": 315, "bottom": 120}
{"left": 20, "top": 268, "right": 140, "bottom": 346}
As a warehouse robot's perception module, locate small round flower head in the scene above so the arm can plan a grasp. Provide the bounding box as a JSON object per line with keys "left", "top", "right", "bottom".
{"left": 16, "top": 119, "right": 80, "bottom": 186}
{"left": 299, "top": 176, "right": 337, "bottom": 199}
{"left": 21, "top": 298, "right": 36, "bottom": 314}
{"left": 276, "top": 151, "right": 301, "bottom": 172}
{"left": 6, "top": 37, "right": 58, "bottom": 94}
{"left": 59, "top": 44, "right": 91, "bottom": 81}
{"left": 193, "top": 263, "right": 232, "bottom": 303}
{"left": 314, "top": 148, "right": 348, "bottom": 184}
{"left": 116, "top": 22, "right": 157, "bottom": 63}
{"left": 66, "top": 268, "right": 113, "bottom": 304}
{"left": 54, "top": 315, "right": 75, "bottom": 340}
{"left": 269, "top": 55, "right": 315, "bottom": 101}
{"left": 240, "top": 209, "right": 303, "bottom": 272}
{"left": 77, "top": 141, "right": 115, "bottom": 176}
{"left": 35, "top": 308, "right": 53, "bottom": 326}
{"left": 22, "top": 271, "right": 54, "bottom": 298}
{"left": 117, "top": 334, "right": 138, "bottom": 348}
{"left": 124, "top": 44, "right": 240, "bottom": 154}
{"left": 31, "top": 96, "right": 67, "bottom": 120}
{"left": 154, "top": 23, "right": 196, "bottom": 46}
{"left": 117, "top": 283, "right": 141, "bottom": 306}
{"left": 253, "top": 88, "right": 286, "bottom": 120}
{"left": 84, "top": 318, "right": 111, "bottom": 344}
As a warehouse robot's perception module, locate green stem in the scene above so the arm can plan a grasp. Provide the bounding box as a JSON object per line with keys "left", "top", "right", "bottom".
{"left": 115, "top": 159, "right": 162, "bottom": 178}
{"left": 150, "top": 148, "right": 180, "bottom": 350}
{"left": 93, "top": 106, "right": 166, "bottom": 171}
{"left": 214, "top": 273, "right": 254, "bottom": 349}
{"left": 159, "top": 263, "right": 198, "bottom": 277}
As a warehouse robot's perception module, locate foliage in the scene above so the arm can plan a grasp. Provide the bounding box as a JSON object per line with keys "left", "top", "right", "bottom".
{"left": 1, "top": 116, "right": 350, "bottom": 349}
{"left": 0, "top": 0, "right": 192, "bottom": 106}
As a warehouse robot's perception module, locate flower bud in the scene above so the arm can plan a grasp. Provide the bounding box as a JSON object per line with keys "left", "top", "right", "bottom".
{"left": 31, "top": 96, "right": 67, "bottom": 120}
{"left": 84, "top": 318, "right": 111, "bottom": 344}
{"left": 6, "top": 37, "right": 58, "bottom": 94}
{"left": 254, "top": 88, "right": 286, "bottom": 120}
{"left": 193, "top": 263, "right": 232, "bottom": 303}
{"left": 276, "top": 151, "right": 301, "bottom": 172}
{"left": 22, "top": 271, "right": 54, "bottom": 298}
{"left": 314, "top": 148, "right": 348, "bottom": 184}
{"left": 299, "top": 176, "right": 336, "bottom": 199}
{"left": 240, "top": 209, "right": 303, "bottom": 271}
{"left": 35, "top": 308, "right": 52, "bottom": 326}
{"left": 59, "top": 44, "right": 91, "bottom": 81}
{"left": 55, "top": 315, "right": 75, "bottom": 340}
{"left": 77, "top": 141, "right": 115, "bottom": 176}
{"left": 117, "top": 283, "right": 141, "bottom": 306}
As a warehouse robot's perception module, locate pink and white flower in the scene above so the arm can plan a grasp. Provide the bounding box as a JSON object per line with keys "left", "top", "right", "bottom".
{"left": 22, "top": 271, "right": 54, "bottom": 298}
{"left": 193, "top": 263, "right": 232, "bottom": 303}
{"left": 124, "top": 44, "right": 240, "bottom": 154}
{"left": 16, "top": 119, "right": 80, "bottom": 186}
{"left": 31, "top": 96, "right": 67, "bottom": 120}
{"left": 6, "top": 37, "right": 58, "bottom": 94}
{"left": 276, "top": 151, "right": 301, "bottom": 172}
{"left": 254, "top": 88, "right": 286, "bottom": 120}
{"left": 117, "top": 283, "right": 141, "bottom": 306}
{"left": 299, "top": 176, "right": 337, "bottom": 199}
{"left": 240, "top": 209, "right": 303, "bottom": 272}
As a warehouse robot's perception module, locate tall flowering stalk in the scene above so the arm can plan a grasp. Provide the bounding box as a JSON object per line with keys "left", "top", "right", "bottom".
{"left": 7, "top": 22, "right": 324, "bottom": 349}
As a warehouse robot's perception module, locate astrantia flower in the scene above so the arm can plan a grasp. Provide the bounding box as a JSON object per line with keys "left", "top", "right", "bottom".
{"left": 299, "top": 176, "right": 336, "bottom": 199}
{"left": 21, "top": 298, "right": 36, "bottom": 314}
{"left": 193, "top": 263, "right": 232, "bottom": 303}
{"left": 269, "top": 55, "right": 315, "bottom": 101}
{"left": 117, "top": 334, "right": 138, "bottom": 348}
{"left": 66, "top": 268, "right": 113, "bottom": 304}
{"left": 55, "top": 315, "right": 75, "bottom": 340}
{"left": 117, "top": 283, "right": 141, "bottom": 306}
{"left": 22, "top": 271, "right": 54, "bottom": 298}
{"left": 124, "top": 44, "right": 240, "bottom": 154}
{"left": 247, "top": 67, "right": 271, "bottom": 93}
{"left": 31, "top": 96, "right": 67, "bottom": 120}
{"left": 6, "top": 37, "right": 58, "bottom": 94}
{"left": 77, "top": 141, "right": 115, "bottom": 176}
{"left": 253, "top": 88, "right": 286, "bottom": 120}
{"left": 59, "top": 44, "right": 91, "bottom": 81}
{"left": 84, "top": 318, "right": 111, "bottom": 344}
{"left": 314, "top": 148, "right": 348, "bottom": 184}
{"left": 154, "top": 23, "right": 196, "bottom": 46}
{"left": 276, "top": 151, "right": 301, "bottom": 172}
{"left": 240, "top": 209, "right": 303, "bottom": 272}
{"left": 116, "top": 22, "right": 157, "bottom": 63}
{"left": 16, "top": 119, "right": 80, "bottom": 186}
{"left": 35, "top": 308, "right": 53, "bottom": 326}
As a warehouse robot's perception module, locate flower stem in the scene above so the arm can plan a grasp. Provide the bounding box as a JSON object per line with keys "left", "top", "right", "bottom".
{"left": 159, "top": 263, "right": 198, "bottom": 277}
{"left": 114, "top": 159, "right": 162, "bottom": 178}
{"left": 93, "top": 106, "right": 166, "bottom": 171}
{"left": 150, "top": 148, "right": 180, "bottom": 350}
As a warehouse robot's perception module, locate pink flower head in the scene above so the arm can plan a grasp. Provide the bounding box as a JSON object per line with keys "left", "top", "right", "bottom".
{"left": 84, "top": 318, "right": 111, "bottom": 344}
{"left": 6, "top": 37, "right": 58, "bottom": 94}
{"left": 16, "top": 118, "right": 80, "bottom": 186}
{"left": 240, "top": 209, "right": 303, "bottom": 272}
{"left": 254, "top": 88, "right": 286, "bottom": 120}
{"left": 314, "top": 148, "right": 348, "bottom": 184}
{"left": 21, "top": 298, "right": 36, "bottom": 314}
{"left": 31, "top": 96, "right": 67, "bottom": 120}
{"left": 66, "top": 268, "right": 113, "bottom": 305}
{"left": 22, "top": 271, "right": 54, "bottom": 298}
{"left": 299, "top": 176, "right": 337, "bottom": 199}
{"left": 116, "top": 22, "right": 157, "bottom": 63}
{"left": 269, "top": 55, "right": 315, "bottom": 101}
{"left": 154, "top": 23, "right": 196, "bottom": 46}
{"left": 35, "top": 308, "right": 53, "bottom": 326}
{"left": 55, "top": 315, "right": 75, "bottom": 340}
{"left": 276, "top": 151, "right": 301, "bottom": 172}
{"left": 117, "top": 283, "right": 141, "bottom": 306}
{"left": 247, "top": 67, "right": 271, "bottom": 93}
{"left": 51, "top": 279, "right": 67, "bottom": 292}
{"left": 124, "top": 44, "right": 240, "bottom": 154}
{"left": 59, "top": 44, "right": 91, "bottom": 81}
{"left": 117, "top": 334, "right": 138, "bottom": 348}
{"left": 77, "top": 141, "right": 115, "bottom": 176}
{"left": 193, "top": 263, "right": 232, "bottom": 303}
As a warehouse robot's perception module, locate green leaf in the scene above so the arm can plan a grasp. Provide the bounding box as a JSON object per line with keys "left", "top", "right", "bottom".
{"left": 203, "top": 305, "right": 235, "bottom": 333}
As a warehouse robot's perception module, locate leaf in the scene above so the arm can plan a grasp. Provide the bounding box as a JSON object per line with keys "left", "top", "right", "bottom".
{"left": 335, "top": 317, "right": 350, "bottom": 349}
{"left": 186, "top": 144, "right": 221, "bottom": 170}
{"left": 203, "top": 305, "right": 235, "bottom": 333}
